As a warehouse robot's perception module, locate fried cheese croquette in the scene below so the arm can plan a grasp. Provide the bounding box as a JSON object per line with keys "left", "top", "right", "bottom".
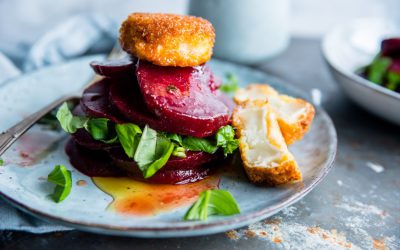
{"left": 232, "top": 100, "right": 302, "bottom": 185}
{"left": 119, "top": 13, "right": 215, "bottom": 67}
{"left": 234, "top": 84, "right": 315, "bottom": 145}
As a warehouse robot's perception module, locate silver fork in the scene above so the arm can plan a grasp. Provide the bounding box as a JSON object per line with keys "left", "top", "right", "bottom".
{"left": 0, "top": 45, "right": 125, "bottom": 156}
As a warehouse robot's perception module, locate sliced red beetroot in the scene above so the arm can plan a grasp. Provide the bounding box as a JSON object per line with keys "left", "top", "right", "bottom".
{"left": 381, "top": 38, "right": 400, "bottom": 59}
{"left": 90, "top": 57, "right": 137, "bottom": 77}
{"left": 109, "top": 147, "right": 217, "bottom": 184}
{"left": 389, "top": 59, "right": 400, "bottom": 73}
{"left": 81, "top": 78, "right": 126, "bottom": 123}
{"left": 65, "top": 139, "right": 215, "bottom": 184}
{"left": 65, "top": 139, "right": 125, "bottom": 177}
{"left": 136, "top": 60, "right": 231, "bottom": 137}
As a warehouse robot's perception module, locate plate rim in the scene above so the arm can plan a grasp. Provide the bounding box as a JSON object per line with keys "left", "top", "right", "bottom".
{"left": 0, "top": 56, "right": 337, "bottom": 237}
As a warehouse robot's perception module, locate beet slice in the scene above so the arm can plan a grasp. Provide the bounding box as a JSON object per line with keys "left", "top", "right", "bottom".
{"left": 65, "top": 139, "right": 215, "bottom": 184}
{"left": 136, "top": 60, "right": 231, "bottom": 137}
{"left": 90, "top": 57, "right": 137, "bottom": 78}
{"left": 66, "top": 139, "right": 125, "bottom": 177}
{"left": 109, "top": 147, "right": 216, "bottom": 184}
{"left": 81, "top": 78, "right": 126, "bottom": 123}
{"left": 381, "top": 38, "right": 400, "bottom": 59}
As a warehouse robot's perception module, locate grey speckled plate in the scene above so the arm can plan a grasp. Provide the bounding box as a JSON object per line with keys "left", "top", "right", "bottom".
{"left": 0, "top": 55, "right": 337, "bottom": 237}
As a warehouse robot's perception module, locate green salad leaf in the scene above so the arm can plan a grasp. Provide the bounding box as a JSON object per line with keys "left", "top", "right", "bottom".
{"left": 84, "top": 118, "right": 110, "bottom": 141}
{"left": 172, "top": 146, "right": 186, "bottom": 158}
{"left": 165, "top": 133, "right": 183, "bottom": 146}
{"left": 220, "top": 73, "right": 239, "bottom": 94}
{"left": 0, "top": 158, "right": 4, "bottom": 166}
{"left": 116, "top": 123, "right": 142, "bottom": 158}
{"left": 367, "top": 57, "right": 391, "bottom": 84}
{"left": 134, "top": 126, "right": 175, "bottom": 178}
{"left": 215, "top": 125, "right": 239, "bottom": 156}
{"left": 142, "top": 136, "right": 175, "bottom": 178}
{"left": 184, "top": 189, "right": 240, "bottom": 221}
{"left": 387, "top": 71, "right": 400, "bottom": 90}
{"left": 56, "top": 102, "right": 88, "bottom": 133}
{"left": 47, "top": 165, "right": 72, "bottom": 203}
{"left": 182, "top": 137, "right": 218, "bottom": 154}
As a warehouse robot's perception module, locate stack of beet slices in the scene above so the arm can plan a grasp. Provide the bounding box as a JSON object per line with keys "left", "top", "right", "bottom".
{"left": 66, "top": 57, "right": 235, "bottom": 184}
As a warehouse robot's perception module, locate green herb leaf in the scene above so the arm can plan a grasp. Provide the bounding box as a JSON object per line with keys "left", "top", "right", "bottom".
{"left": 134, "top": 126, "right": 175, "bottom": 178}
{"left": 367, "top": 57, "right": 391, "bottom": 84}
{"left": 184, "top": 189, "right": 240, "bottom": 221}
{"left": 387, "top": 71, "right": 400, "bottom": 90}
{"left": 220, "top": 73, "right": 239, "bottom": 94}
{"left": 56, "top": 102, "right": 88, "bottom": 133}
{"left": 0, "top": 158, "right": 4, "bottom": 166}
{"left": 84, "top": 118, "right": 110, "bottom": 141}
{"left": 165, "top": 133, "right": 183, "bottom": 146}
{"left": 142, "top": 136, "right": 175, "bottom": 178}
{"left": 172, "top": 146, "right": 186, "bottom": 158}
{"left": 215, "top": 125, "right": 239, "bottom": 156}
{"left": 182, "top": 137, "right": 218, "bottom": 154}
{"left": 116, "top": 123, "right": 142, "bottom": 158}
{"left": 47, "top": 165, "right": 72, "bottom": 203}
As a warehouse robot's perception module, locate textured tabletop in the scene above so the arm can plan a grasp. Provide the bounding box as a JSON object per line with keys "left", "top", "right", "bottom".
{"left": 1, "top": 38, "right": 399, "bottom": 250}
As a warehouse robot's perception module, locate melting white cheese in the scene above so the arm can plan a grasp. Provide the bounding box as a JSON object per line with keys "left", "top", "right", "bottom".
{"left": 237, "top": 106, "right": 283, "bottom": 168}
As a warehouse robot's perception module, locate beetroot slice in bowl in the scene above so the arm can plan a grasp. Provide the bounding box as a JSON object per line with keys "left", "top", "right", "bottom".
{"left": 80, "top": 78, "right": 127, "bottom": 123}
{"left": 136, "top": 60, "right": 231, "bottom": 137}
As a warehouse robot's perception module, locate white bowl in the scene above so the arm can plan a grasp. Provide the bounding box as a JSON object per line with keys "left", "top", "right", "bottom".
{"left": 322, "top": 18, "right": 400, "bottom": 125}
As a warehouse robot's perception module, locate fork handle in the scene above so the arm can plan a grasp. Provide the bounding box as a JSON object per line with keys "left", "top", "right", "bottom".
{"left": 0, "top": 95, "right": 75, "bottom": 156}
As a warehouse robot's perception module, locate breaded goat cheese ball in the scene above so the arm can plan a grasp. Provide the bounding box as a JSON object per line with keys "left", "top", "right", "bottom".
{"left": 119, "top": 13, "right": 215, "bottom": 67}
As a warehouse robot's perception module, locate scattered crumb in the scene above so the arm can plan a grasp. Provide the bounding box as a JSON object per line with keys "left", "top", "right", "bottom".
{"left": 245, "top": 230, "right": 257, "bottom": 238}
{"left": 373, "top": 238, "right": 386, "bottom": 250}
{"left": 19, "top": 152, "right": 29, "bottom": 158}
{"left": 225, "top": 230, "right": 239, "bottom": 240}
{"left": 273, "top": 237, "right": 282, "bottom": 243}
{"left": 264, "top": 219, "right": 281, "bottom": 225}
{"left": 366, "top": 162, "right": 384, "bottom": 173}
{"left": 76, "top": 180, "right": 87, "bottom": 186}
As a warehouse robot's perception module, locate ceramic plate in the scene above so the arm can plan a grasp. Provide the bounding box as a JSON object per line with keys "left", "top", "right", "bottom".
{"left": 322, "top": 18, "right": 400, "bottom": 125}
{"left": 0, "top": 55, "right": 337, "bottom": 237}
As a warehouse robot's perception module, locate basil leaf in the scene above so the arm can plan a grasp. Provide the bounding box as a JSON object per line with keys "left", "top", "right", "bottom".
{"left": 220, "top": 73, "right": 239, "bottom": 94}
{"left": 172, "top": 146, "right": 186, "bottom": 158}
{"left": 56, "top": 102, "right": 88, "bottom": 133}
{"left": 47, "top": 165, "right": 72, "bottom": 203}
{"left": 142, "top": 137, "right": 175, "bottom": 178}
{"left": 116, "top": 123, "right": 142, "bottom": 158}
{"left": 0, "top": 158, "right": 4, "bottom": 166}
{"left": 215, "top": 125, "right": 239, "bottom": 156}
{"left": 166, "top": 133, "right": 183, "bottom": 146}
{"left": 387, "top": 71, "right": 400, "bottom": 90}
{"left": 184, "top": 189, "right": 240, "bottom": 221}
{"left": 182, "top": 137, "right": 218, "bottom": 154}
{"left": 84, "top": 118, "right": 110, "bottom": 140}
{"left": 134, "top": 125, "right": 157, "bottom": 167}
{"left": 367, "top": 57, "right": 391, "bottom": 84}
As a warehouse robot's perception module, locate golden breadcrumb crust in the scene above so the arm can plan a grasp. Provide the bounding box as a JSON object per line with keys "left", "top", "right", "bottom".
{"left": 232, "top": 101, "right": 302, "bottom": 186}
{"left": 119, "top": 13, "right": 215, "bottom": 67}
{"left": 234, "top": 84, "right": 315, "bottom": 145}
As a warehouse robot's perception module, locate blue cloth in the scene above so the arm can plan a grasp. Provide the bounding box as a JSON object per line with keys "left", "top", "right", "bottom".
{"left": 0, "top": 13, "right": 117, "bottom": 233}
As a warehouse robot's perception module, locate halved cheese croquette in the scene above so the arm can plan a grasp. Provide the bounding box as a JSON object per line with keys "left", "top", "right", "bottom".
{"left": 119, "top": 13, "right": 215, "bottom": 67}
{"left": 234, "top": 84, "right": 315, "bottom": 145}
{"left": 232, "top": 101, "right": 302, "bottom": 185}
